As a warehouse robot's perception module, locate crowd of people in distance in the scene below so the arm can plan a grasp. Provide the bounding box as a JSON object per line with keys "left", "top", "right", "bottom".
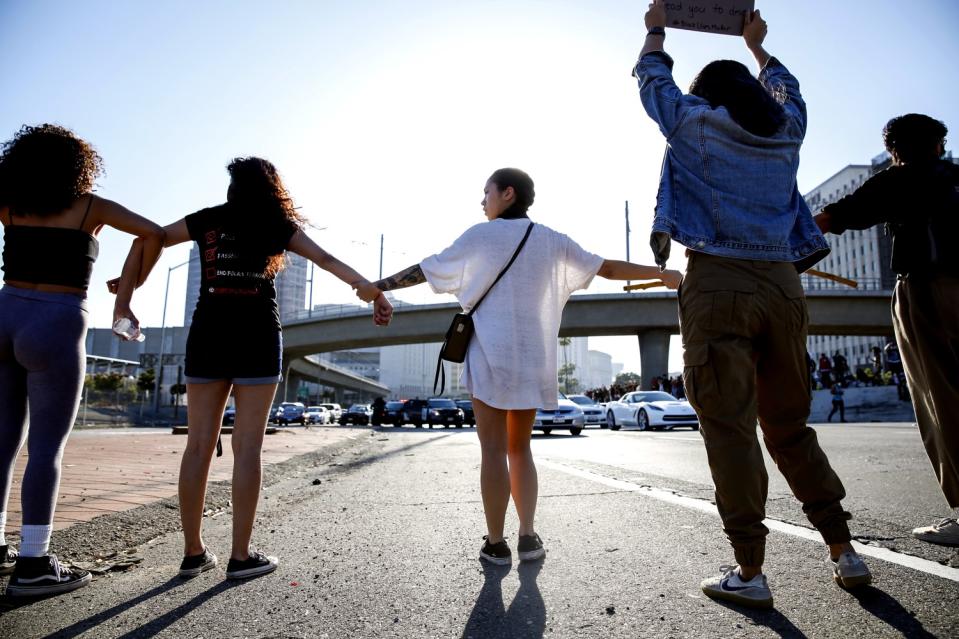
{"left": 584, "top": 374, "right": 686, "bottom": 404}
{"left": 808, "top": 342, "right": 910, "bottom": 401}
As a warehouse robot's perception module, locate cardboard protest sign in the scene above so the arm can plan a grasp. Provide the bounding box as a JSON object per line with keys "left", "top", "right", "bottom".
{"left": 664, "top": 1, "right": 755, "bottom": 36}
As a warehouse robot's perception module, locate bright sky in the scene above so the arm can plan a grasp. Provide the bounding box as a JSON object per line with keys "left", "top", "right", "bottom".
{"left": 3, "top": 1, "right": 958, "bottom": 376}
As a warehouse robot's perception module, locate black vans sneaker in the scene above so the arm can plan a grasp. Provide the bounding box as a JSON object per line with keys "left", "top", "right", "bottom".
{"left": 479, "top": 536, "right": 511, "bottom": 565}
{"left": 225, "top": 550, "right": 278, "bottom": 580}
{"left": 0, "top": 545, "right": 18, "bottom": 575}
{"left": 517, "top": 533, "right": 546, "bottom": 562}
{"left": 6, "top": 554, "right": 91, "bottom": 598}
{"left": 179, "top": 548, "right": 218, "bottom": 578}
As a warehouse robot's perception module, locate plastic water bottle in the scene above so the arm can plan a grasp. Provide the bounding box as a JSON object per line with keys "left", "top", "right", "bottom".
{"left": 113, "top": 318, "right": 145, "bottom": 342}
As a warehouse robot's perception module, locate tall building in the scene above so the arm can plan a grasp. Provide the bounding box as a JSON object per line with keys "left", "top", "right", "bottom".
{"left": 183, "top": 245, "right": 201, "bottom": 325}
{"left": 183, "top": 247, "right": 309, "bottom": 326}
{"left": 586, "top": 350, "right": 614, "bottom": 389}
{"left": 802, "top": 159, "right": 893, "bottom": 367}
{"left": 275, "top": 253, "right": 309, "bottom": 321}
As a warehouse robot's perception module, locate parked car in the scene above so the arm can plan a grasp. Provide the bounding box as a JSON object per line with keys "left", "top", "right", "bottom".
{"left": 455, "top": 400, "right": 475, "bottom": 427}
{"left": 425, "top": 398, "right": 464, "bottom": 428}
{"left": 340, "top": 404, "right": 373, "bottom": 425}
{"left": 383, "top": 400, "right": 405, "bottom": 426}
{"left": 604, "top": 391, "right": 699, "bottom": 431}
{"left": 566, "top": 394, "right": 606, "bottom": 428}
{"left": 320, "top": 403, "right": 343, "bottom": 421}
{"left": 222, "top": 406, "right": 236, "bottom": 425}
{"left": 534, "top": 393, "right": 585, "bottom": 436}
{"left": 272, "top": 402, "right": 306, "bottom": 425}
{"left": 400, "top": 398, "right": 429, "bottom": 427}
{"left": 304, "top": 406, "right": 330, "bottom": 425}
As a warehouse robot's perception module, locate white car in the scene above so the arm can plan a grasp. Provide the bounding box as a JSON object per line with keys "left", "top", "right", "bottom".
{"left": 304, "top": 406, "right": 330, "bottom": 425}
{"left": 566, "top": 394, "right": 606, "bottom": 427}
{"left": 534, "top": 393, "right": 586, "bottom": 436}
{"left": 605, "top": 391, "right": 699, "bottom": 431}
{"left": 320, "top": 403, "right": 343, "bottom": 421}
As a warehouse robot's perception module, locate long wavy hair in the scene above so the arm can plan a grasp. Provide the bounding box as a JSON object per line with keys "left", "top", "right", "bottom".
{"left": 0, "top": 123, "right": 103, "bottom": 217}
{"left": 689, "top": 60, "right": 787, "bottom": 138}
{"left": 225, "top": 157, "right": 306, "bottom": 277}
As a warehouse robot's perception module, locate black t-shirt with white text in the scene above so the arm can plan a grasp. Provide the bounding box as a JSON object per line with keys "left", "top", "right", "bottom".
{"left": 185, "top": 204, "right": 296, "bottom": 330}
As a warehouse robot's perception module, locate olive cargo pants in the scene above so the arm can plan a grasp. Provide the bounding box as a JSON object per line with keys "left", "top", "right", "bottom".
{"left": 679, "top": 252, "right": 852, "bottom": 567}
{"left": 892, "top": 275, "right": 959, "bottom": 508}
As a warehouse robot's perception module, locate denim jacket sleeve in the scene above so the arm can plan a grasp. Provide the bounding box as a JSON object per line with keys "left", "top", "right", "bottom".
{"left": 759, "top": 57, "right": 807, "bottom": 139}
{"left": 634, "top": 51, "right": 703, "bottom": 139}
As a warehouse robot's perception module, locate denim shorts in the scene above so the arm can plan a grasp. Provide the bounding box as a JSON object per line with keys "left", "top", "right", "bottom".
{"left": 185, "top": 374, "right": 282, "bottom": 385}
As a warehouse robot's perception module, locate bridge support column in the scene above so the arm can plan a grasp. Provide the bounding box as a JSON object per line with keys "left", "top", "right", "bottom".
{"left": 281, "top": 355, "right": 292, "bottom": 402}
{"left": 637, "top": 330, "right": 671, "bottom": 389}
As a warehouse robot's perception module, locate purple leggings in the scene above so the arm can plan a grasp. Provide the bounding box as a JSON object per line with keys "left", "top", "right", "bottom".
{"left": 0, "top": 286, "right": 88, "bottom": 526}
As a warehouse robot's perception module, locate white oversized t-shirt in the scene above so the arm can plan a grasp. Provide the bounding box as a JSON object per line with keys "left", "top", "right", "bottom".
{"left": 420, "top": 218, "right": 604, "bottom": 410}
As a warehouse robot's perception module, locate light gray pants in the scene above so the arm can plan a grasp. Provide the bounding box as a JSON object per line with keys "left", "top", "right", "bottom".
{"left": 0, "top": 286, "right": 88, "bottom": 526}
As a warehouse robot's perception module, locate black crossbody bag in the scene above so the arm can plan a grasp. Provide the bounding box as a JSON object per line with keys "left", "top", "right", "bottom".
{"left": 433, "top": 222, "right": 534, "bottom": 395}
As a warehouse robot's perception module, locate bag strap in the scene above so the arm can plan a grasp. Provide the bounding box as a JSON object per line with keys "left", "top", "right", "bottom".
{"left": 467, "top": 222, "right": 534, "bottom": 317}
{"left": 433, "top": 359, "right": 446, "bottom": 396}
{"left": 433, "top": 222, "right": 534, "bottom": 396}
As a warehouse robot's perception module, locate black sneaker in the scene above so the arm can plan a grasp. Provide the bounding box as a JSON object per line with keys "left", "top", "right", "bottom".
{"left": 479, "top": 536, "right": 511, "bottom": 565}
{"left": 179, "top": 548, "right": 218, "bottom": 578}
{"left": 517, "top": 533, "right": 546, "bottom": 562}
{"left": 6, "top": 554, "right": 91, "bottom": 598}
{"left": 0, "top": 545, "right": 18, "bottom": 576}
{"left": 225, "top": 550, "right": 278, "bottom": 580}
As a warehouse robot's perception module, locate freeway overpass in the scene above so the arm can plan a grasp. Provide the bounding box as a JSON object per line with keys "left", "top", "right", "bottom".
{"left": 281, "top": 291, "right": 894, "bottom": 395}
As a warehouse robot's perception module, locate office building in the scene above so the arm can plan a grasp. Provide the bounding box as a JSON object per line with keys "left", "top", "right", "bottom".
{"left": 184, "top": 247, "right": 309, "bottom": 325}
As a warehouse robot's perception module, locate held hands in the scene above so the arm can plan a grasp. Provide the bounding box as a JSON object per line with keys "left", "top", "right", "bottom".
{"left": 354, "top": 281, "right": 381, "bottom": 303}
{"left": 353, "top": 280, "right": 393, "bottom": 326}
{"left": 743, "top": 10, "right": 767, "bottom": 49}
{"left": 372, "top": 294, "right": 393, "bottom": 326}
{"left": 660, "top": 269, "right": 683, "bottom": 290}
{"left": 645, "top": 0, "right": 667, "bottom": 30}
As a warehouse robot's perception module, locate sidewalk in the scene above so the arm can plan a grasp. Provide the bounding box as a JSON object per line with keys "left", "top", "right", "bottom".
{"left": 5, "top": 426, "right": 365, "bottom": 533}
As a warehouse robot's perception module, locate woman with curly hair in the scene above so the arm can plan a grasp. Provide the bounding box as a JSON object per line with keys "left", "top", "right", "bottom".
{"left": 149, "top": 156, "right": 391, "bottom": 580}
{"left": 0, "top": 124, "right": 164, "bottom": 597}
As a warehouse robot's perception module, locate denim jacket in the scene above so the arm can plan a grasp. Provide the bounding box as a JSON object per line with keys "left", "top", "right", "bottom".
{"left": 634, "top": 51, "right": 829, "bottom": 272}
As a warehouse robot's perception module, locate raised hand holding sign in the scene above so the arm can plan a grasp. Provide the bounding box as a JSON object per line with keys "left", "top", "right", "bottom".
{"left": 663, "top": 0, "right": 755, "bottom": 35}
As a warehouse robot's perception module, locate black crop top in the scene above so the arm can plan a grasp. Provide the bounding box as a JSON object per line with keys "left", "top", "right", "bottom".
{"left": 1, "top": 196, "right": 100, "bottom": 290}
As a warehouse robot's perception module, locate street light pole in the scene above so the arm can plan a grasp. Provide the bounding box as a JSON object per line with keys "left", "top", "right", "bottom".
{"left": 153, "top": 257, "right": 194, "bottom": 416}
{"left": 625, "top": 200, "right": 632, "bottom": 290}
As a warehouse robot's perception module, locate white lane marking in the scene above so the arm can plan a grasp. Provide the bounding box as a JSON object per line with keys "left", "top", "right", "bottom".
{"left": 539, "top": 458, "right": 959, "bottom": 584}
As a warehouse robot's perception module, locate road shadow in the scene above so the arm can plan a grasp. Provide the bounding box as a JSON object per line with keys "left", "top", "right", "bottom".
{"left": 461, "top": 559, "right": 546, "bottom": 639}
{"left": 10, "top": 576, "right": 186, "bottom": 637}
{"left": 109, "top": 579, "right": 240, "bottom": 639}
{"left": 712, "top": 600, "right": 807, "bottom": 638}
{"left": 462, "top": 561, "right": 509, "bottom": 638}
{"left": 505, "top": 560, "right": 546, "bottom": 638}
{"left": 847, "top": 585, "right": 938, "bottom": 638}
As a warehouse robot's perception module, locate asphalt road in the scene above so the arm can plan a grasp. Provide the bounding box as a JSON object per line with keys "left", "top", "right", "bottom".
{"left": 2, "top": 422, "right": 957, "bottom": 638}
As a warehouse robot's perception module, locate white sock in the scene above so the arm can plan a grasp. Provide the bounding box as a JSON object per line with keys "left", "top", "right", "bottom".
{"left": 0, "top": 511, "right": 6, "bottom": 546}
{"left": 19, "top": 524, "right": 53, "bottom": 557}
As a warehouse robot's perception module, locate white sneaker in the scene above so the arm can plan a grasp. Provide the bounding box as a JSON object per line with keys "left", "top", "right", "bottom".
{"left": 701, "top": 565, "right": 773, "bottom": 609}
{"left": 831, "top": 551, "right": 872, "bottom": 588}
{"left": 912, "top": 518, "right": 959, "bottom": 546}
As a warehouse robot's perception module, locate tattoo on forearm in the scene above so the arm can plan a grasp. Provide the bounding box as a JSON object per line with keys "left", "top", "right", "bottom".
{"left": 376, "top": 264, "right": 426, "bottom": 291}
